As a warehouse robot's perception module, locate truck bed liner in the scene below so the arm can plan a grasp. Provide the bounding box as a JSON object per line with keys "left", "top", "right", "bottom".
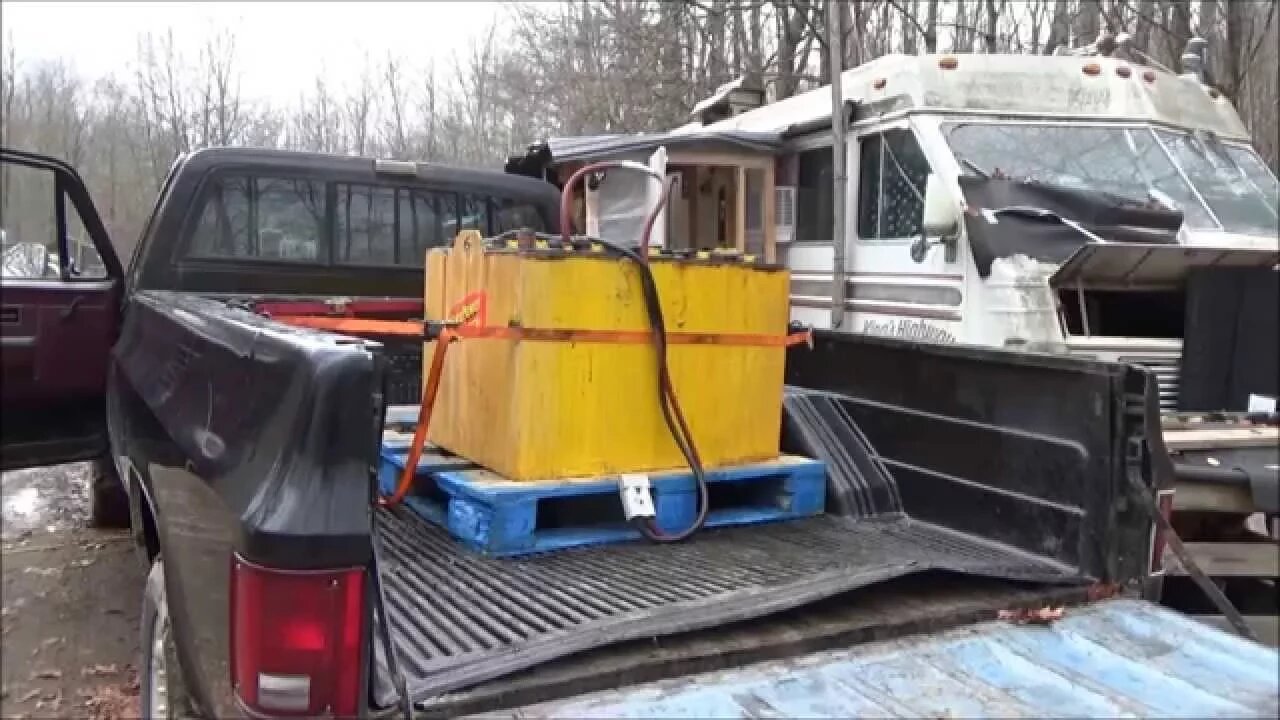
{"left": 372, "top": 505, "right": 1084, "bottom": 707}
{"left": 425, "top": 574, "right": 1098, "bottom": 718}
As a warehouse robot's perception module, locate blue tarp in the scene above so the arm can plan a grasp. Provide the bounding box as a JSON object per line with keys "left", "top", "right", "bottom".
{"left": 505, "top": 599, "right": 1279, "bottom": 719}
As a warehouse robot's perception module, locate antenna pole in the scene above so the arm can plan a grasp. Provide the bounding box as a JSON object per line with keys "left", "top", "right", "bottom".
{"left": 828, "top": 0, "right": 847, "bottom": 329}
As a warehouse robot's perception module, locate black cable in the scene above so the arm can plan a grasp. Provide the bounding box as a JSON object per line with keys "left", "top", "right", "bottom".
{"left": 517, "top": 227, "right": 710, "bottom": 541}
{"left": 590, "top": 236, "right": 711, "bottom": 543}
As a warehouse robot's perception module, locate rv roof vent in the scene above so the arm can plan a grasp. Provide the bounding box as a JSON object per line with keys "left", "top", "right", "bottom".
{"left": 691, "top": 76, "right": 765, "bottom": 125}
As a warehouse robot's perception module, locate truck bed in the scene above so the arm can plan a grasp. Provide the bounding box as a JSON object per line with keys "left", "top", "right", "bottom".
{"left": 369, "top": 329, "right": 1168, "bottom": 713}
{"left": 430, "top": 574, "right": 1100, "bottom": 718}
{"left": 371, "top": 506, "right": 1084, "bottom": 709}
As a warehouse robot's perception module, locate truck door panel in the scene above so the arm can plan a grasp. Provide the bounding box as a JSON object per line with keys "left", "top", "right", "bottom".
{"left": 1, "top": 148, "right": 123, "bottom": 470}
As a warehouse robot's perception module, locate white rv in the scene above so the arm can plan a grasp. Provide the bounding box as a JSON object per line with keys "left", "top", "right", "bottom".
{"left": 506, "top": 51, "right": 1279, "bottom": 608}
{"left": 674, "top": 52, "right": 1278, "bottom": 412}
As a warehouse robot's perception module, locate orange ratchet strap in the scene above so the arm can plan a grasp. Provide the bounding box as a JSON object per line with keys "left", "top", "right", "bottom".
{"left": 279, "top": 314, "right": 813, "bottom": 508}
{"left": 379, "top": 327, "right": 455, "bottom": 508}
{"left": 272, "top": 315, "right": 814, "bottom": 348}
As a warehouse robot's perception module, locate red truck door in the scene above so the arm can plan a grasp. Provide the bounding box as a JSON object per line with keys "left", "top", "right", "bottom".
{"left": 1, "top": 148, "right": 124, "bottom": 471}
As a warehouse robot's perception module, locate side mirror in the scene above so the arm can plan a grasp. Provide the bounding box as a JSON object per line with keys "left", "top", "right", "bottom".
{"left": 922, "top": 173, "right": 959, "bottom": 238}
{"left": 911, "top": 174, "right": 960, "bottom": 263}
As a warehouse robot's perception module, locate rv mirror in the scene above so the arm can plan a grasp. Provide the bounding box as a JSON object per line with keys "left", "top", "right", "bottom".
{"left": 922, "top": 174, "right": 958, "bottom": 238}
{"left": 911, "top": 174, "right": 960, "bottom": 263}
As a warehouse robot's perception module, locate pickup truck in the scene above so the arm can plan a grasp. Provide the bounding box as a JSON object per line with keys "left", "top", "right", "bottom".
{"left": 1, "top": 146, "right": 1275, "bottom": 719}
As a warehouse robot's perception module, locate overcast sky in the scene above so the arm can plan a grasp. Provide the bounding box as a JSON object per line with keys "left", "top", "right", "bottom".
{"left": 2, "top": 1, "right": 503, "bottom": 103}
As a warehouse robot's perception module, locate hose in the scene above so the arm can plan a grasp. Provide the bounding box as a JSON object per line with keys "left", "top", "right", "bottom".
{"left": 560, "top": 162, "right": 711, "bottom": 543}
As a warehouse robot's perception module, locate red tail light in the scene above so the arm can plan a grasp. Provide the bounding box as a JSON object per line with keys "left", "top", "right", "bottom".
{"left": 1148, "top": 489, "right": 1176, "bottom": 574}
{"left": 230, "top": 555, "right": 365, "bottom": 717}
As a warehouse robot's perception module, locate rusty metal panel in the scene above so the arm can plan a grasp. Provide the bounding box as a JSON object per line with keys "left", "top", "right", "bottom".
{"left": 506, "top": 599, "right": 1279, "bottom": 719}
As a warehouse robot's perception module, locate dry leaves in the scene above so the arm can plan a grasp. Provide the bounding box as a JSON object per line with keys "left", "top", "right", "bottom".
{"left": 35, "top": 689, "right": 63, "bottom": 713}
{"left": 84, "top": 687, "right": 139, "bottom": 720}
{"left": 1086, "top": 582, "right": 1122, "bottom": 602}
{"left": 997, "top": 606, "right": 1065, "bottom": 626}
{"left": 84, "top": 667, "right": 140, "bottom": 720}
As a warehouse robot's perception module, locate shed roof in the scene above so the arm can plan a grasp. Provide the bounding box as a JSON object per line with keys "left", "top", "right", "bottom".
{"left": 504, "top": 129, "right": 781, "bottom": 178}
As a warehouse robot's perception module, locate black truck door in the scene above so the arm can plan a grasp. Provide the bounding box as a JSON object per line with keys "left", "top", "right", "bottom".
{"left": 1, "top": 147, "right": 125, "bottom": 471}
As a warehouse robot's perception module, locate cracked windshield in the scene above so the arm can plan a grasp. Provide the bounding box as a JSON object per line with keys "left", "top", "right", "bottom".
{"left": 945, "top": 122, "right": 1279, "bottom": 236}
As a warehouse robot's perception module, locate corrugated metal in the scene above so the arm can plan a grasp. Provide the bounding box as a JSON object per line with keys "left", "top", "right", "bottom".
{"left": 506, "top": 599, "right": 1279, "bottom": 719}
{"left": 1120, "top": 354, "right": 1181, "bottom": 412}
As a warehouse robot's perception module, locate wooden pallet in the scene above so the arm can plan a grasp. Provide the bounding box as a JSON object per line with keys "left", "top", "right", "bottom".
{"left": 377, "top": 448, "right": 827, "bottom": 557}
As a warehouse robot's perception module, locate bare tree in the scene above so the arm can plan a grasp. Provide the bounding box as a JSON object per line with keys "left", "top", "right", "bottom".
{"left": 3, "top": 0, "right": 1276, "bottom": 262}
{"left": 197, "top": 29, "right": 244, "bottom": 146}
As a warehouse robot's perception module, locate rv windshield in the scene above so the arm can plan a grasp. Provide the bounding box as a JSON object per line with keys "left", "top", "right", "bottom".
{"left": 944, "top": 122, "right": 1279, "bottom": 236}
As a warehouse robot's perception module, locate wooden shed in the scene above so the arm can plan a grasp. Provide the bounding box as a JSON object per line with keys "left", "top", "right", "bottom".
{"left": 505, "top": 130, "right": 783, "bottom": 261}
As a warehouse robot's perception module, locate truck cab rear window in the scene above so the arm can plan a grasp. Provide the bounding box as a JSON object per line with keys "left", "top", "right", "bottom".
{"left": 187, "top": 175, "right": 548, "bottom": 267}
{"left": 189, "top": 177, "right": 326, "bottom": 262}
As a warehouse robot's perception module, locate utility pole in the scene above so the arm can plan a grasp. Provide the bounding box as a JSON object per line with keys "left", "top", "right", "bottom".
{"left": 828, "top": 0, "right": 847, "bottom": 329}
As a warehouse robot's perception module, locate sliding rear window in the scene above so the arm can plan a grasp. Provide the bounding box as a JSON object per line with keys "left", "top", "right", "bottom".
{"left": 186, "top": 173, "right": 549, "bottom": 268}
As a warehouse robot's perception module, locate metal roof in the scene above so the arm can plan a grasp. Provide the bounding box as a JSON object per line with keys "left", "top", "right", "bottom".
{"left": 677, "top": 53, "right": 1250, "bottom": 141}
{"left": 1050, "top": 241, "right": 1280, "bottom": 289}
{"left": 506, "top": 598, "right": 1279, "bottom": 718}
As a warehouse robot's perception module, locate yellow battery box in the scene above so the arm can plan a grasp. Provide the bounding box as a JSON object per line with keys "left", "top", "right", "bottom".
{"left": 424, "top": 231, "right": 791, "bottom": 482}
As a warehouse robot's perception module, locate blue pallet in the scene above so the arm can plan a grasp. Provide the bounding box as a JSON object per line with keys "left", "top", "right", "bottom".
{"left": 378, "top": 447, "right": 827, "bottom": 557}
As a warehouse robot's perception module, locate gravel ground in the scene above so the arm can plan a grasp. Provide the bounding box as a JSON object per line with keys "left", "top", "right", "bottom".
{"left": 2, "top": 463, "right": 144, "bottom": 719}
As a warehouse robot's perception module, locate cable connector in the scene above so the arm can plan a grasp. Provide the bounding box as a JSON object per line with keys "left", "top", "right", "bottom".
{"left": 618, "top": 473, "right": 656, "bottom": 521}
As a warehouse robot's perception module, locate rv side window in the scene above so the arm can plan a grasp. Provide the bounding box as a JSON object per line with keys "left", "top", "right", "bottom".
{"left": 795, "top": 147, "right": 834, "bottom": 242}
{"left": 857, "top": 129, "right": 931, "bottom": 241}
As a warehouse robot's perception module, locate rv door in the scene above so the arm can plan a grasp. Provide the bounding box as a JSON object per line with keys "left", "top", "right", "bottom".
{"left": 836, "top": 120, "right": 966, "bottom": 339}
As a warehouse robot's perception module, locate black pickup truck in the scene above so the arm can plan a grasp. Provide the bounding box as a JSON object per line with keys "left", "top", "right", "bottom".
{"left": 2, "top": 146, "right": 1275, "bottom": 719}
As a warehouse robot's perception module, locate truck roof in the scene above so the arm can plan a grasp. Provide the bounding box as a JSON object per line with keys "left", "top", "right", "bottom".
{"left": 177, "top": 145, "right": 560, "bottom": 199}
{"left": 683, "top": 53, "right": 1250, "bottom": 141}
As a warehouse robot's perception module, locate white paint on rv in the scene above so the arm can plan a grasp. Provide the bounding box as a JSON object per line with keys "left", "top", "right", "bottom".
{"left": 678, "top": 53, "right": 1250, "bottom": 141}
{"left": 671, "top": 52, "right": 1275, "bottom": 412}
{"left": 984, "top": 254, "right": 1061, "bottom": 348}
